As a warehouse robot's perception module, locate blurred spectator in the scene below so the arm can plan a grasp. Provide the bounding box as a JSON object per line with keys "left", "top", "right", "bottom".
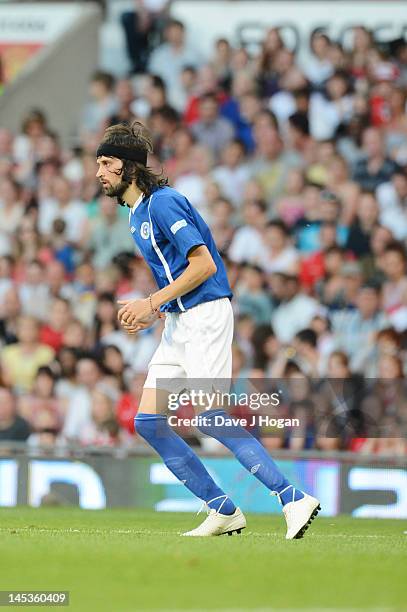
{"left": 330, "top": 283, "right": 388, "bottom": 371}
{"left": 62, "top": 356, "right": 104, "bottom": 441}
{"left": 376, "top": 168, "right": 407, "bottom": 240}
{"left": 38, "top": 175, "right": 87, "bottom": 245}
{"left": 79, "top": 383, "right": 124, "bottom": 446}
{"left": 260, "top": 220, "right": 299, "bottom": 274}
{"left": 234, "top": 264, "right": 273, "bottom": 325}
{"left": 0, "top": 387, "right": 31, "bottom": 442}
{"left": 13, "top": 109, "right": 49, "bottom": 166}
{"left": 0, "top": 255, "right": 13, "bottom": 305}
{"left": 309, "top": 71, "right": 354, "bottom": 140}
{"left": 107, "top": 79, "right": 138, "bottom": 126}
{"left": 0, "top": 285, "right": 20, "bottom": 346}
{"left": 275, "top": 168, "right": 306, "bottom": 226}
{"left": 84, "top": 196, "right": 135, "bottom": 268}
{"left": 18, "top": 260, "right": 50, "bottom": 320}
{"left": 292, "top": 328, "right": 321, "bottom": 376}
{"left": 228, "top": 200, "right": 267, "bottom": 264}
{"left": 315, "top": 351, "right": 365, "bottom": 450}
{"left": 191, "top": 93, "right": 235, "bottom": 158}
{"left": 174, "top": 144, "right": 213, "bottom": 219}
{"left": 121, "top": 0, "right": 170, "bottom": 75}
{"left": 164, "top": 126, "right": 194, "bottom": 182}
{"left": 116, "top": 372, "right": 145, "bottom": 434}
{"left": 345, "top": 191, "right": 379, "bottom": 258}
{"left": 382, "top": 241, "right": 407, "bottom": 331}
{"left": 212, "top": 139, "right": 250, "bottom": 208}
{"left": 0, "top": 178, "right": 24, "bottom": 238}
{"left": 81, "top": 71, "right": 118, "bottom": 135}
{"left": 133, "top": 74, "right": 168, "bottom": 119}
{"left": 148, "top": 19, "right": 202, "bottom": 110}
{"left": 271, "top": 274, "right": 320, "bottom": 342}
{"left": 1, "top": 316, "right": 55, "bottom": 393}
{"left": 39, "top": 297, "right": 72, "bottom": 352}
{"left": 303, "top": 32, "right": 334, "bottom": 86}
{"left": 18, "top": 366, "right": 64, "bottom": 433}
{"left": 352, "top": 127, "right": 400, "bottom": 191}
{"left": 209, "top": 197, "right": 235, "bottom": 253}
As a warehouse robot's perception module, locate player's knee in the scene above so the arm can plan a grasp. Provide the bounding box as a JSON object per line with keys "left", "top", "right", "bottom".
{"left": 134, "top": 416, "right": 148, "bottom": 438}
{"left": 134, "top": 415, "right": 164, "bottom": 441}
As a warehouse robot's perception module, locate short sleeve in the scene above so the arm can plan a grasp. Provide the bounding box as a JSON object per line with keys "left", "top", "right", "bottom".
{"left": 150, "top": 194, "right": 205, "bottom": 259}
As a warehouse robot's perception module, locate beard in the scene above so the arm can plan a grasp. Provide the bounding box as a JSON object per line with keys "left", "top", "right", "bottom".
{"left": 103, "top": 178, "right": 131, "bottom": 200}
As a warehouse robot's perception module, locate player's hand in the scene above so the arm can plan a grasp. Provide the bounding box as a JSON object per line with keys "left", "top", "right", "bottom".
{"left": 121, "top": 320, "right": 154, "bottom": 335}
{"left": 117, "top": 298, "right": 153, "bottom": 325}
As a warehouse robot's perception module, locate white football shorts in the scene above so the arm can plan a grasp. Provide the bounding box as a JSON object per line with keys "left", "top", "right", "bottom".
{"left": 144, "top": 297, "right": 233, "bottom": 393}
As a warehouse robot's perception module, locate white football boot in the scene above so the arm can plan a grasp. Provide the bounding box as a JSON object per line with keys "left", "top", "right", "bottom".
{"left": 273, "top": 485, "right": 321, "bottom": 540}
{"left": 182, "top": 496, "right": 246, "bottom": 537}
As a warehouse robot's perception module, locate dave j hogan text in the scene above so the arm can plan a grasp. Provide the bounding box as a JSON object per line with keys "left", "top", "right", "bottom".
{"left": 168, "top": 415, "right": 300, "bottom": 429}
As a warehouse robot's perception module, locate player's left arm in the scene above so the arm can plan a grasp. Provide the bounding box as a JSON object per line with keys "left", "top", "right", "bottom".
{"left": 118, "top": 245, "right": 216, "bottom": 327}
{"left": 153, "top": 244, "right": 217, "bottom": 305}
{"left": 118, "top": 195, "right": 217, "bottom": 327}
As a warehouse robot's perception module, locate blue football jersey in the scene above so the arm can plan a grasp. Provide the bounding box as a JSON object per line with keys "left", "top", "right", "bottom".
{"left": 128, "top": 186, "right": 233, "bottom": 313}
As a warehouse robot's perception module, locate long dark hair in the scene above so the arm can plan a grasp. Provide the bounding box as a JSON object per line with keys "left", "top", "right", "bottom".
{"left": 100, "top": 120, "right": 168, "bottom": 197}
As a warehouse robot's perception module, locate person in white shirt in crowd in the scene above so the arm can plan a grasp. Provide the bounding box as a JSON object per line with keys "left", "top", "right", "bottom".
{"left": 19, "top": 260, "right": 50, "bottom": 321}
{"left": 260, "top": 219, "right": 299, "bottom": 274}
{"left": 310, "top": 71, "right": 354, "bottom": 141}
{"left": 173, "top": 144, "right": 213, "bottom": 221}
{"left": 0, "top": 177, "right": 24, "bottom": 236}
{"left": 382, "top": 241, "right": 407, "bottom": 332}
{"left": 268, "top": 49, "right": 308, "bottom": 126}
{"left": 303, "top": 32, "right": 334, "bottom": 86}
{"left": 228, "top": 199, "right": 268, "bottom": 265}
{"left": 38, "top": 175, "right": 87, "bottom": 245}
{"left": 148, "top": 19, "right": 202, "bottom": 111}
{"left": 376, "top": 168, "right": 407, "bottom": 240}
{"left": 63, "top": 356, "right": 105, "bottom": 441}
{"left": 132, "top": 74, "right": 168, "bottom": 120}
{"left": 81, "top": 71, "right": 118, "bottom": 136}
{"left": 211, "top": 139, "right": 250, "bottom": 207}
{"left": 271, "top": 273, "right": 320, "bottom": 343}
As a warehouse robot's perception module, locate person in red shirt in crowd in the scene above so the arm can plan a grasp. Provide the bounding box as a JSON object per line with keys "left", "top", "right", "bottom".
{"left": 39, "top": 297, "right": 72, "bottom": 352}
{"left": 116, "top": 372, "right": 146, "bottom": 435}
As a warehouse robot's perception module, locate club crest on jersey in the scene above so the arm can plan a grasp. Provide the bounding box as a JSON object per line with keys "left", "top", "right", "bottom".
{"left": 140, "top": 222, "right": 150, "bottom": 239}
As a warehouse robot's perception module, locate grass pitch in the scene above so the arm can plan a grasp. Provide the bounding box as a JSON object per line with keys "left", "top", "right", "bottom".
{"left": 0, "top": 508, "right": 405, "bottom": 611}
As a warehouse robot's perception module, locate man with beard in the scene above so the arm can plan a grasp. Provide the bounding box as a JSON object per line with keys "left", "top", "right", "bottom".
{"left": 95, "top": 120, "right": 320, "bottom": 538}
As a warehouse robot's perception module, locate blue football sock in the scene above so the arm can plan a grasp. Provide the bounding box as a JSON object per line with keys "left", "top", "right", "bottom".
{"left": 197, "top": 410, "right": 304, "bottom": 506}
{"left": 135, "top": 414, "right": 236, "bottom": 515}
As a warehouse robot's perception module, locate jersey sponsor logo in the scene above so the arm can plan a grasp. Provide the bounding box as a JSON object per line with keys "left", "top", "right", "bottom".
{"left": 130, "top": 226, "right": 136, "bottom": 233}
{"left": 170, "top": 219, "right": 187, "bottom": 235}
{"left": 140, "top": 221, "right": 150, "bottom": 239}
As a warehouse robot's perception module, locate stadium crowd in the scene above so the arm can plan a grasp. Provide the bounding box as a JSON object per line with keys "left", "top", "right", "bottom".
{"left": 0, "top": 13, "right": 406, "bottom": 454}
